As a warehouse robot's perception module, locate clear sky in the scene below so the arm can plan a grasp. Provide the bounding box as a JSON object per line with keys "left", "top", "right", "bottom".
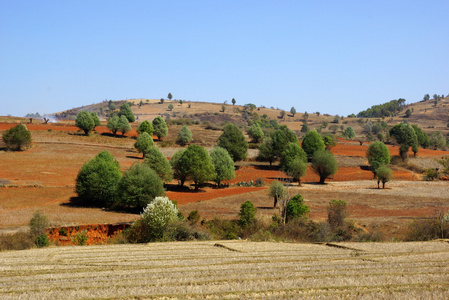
{"left": 1, "top": 0, "right": 448, "bottom": 117}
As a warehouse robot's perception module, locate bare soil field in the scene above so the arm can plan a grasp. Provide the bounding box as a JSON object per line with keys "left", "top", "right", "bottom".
{"left": 1, "top": 119, "right": 448, "bottom": 240}
{"left": 0, "top": 240, "right": 448, "bottom": 299}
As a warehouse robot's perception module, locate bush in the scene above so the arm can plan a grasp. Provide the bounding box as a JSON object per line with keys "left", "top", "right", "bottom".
{"left": 76, "top": 151, "right": 122, "bottom": 207}
{"left": 187, "top": 210, "right": 201, "bottom": 225}
{"left": 34, "top": 235, "right": 50, "bottom": 248}
{"left": 285, "top": 194, "right": 309, "bottom": 222}
{"left": 327, "top": 200, "right": 347, "bottom": 229}
{"left": 239, "top": 201, "right": 257, "bottom": 228}
{"left": 75, "top": 111, "right": 95, "bottom": 135}
{"left": 72, "top": 230, "right": 88, "bottom": 245}
{"left": 2, "top": 124, "right": 32, "bottom": 151}
{"left": 0, "top": 232, "right": 35, "bottom": 251}
{"left": 140, "top": 196, "right": 179, "bottom": 241}
{"left": 29, "top": 211, "right": 49, "bottom": 238}
{"left": 424, "top": 168, "right": 439, "bottom": 181}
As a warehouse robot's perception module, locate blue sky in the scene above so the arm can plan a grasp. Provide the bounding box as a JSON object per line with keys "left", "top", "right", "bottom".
{"left": 1, "top": 0, "right": 448, "bottom": 117}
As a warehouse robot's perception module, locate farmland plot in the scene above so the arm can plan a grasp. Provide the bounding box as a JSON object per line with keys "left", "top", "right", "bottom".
{"left": 0, "top": 240, "right": 448, "bottom": 299}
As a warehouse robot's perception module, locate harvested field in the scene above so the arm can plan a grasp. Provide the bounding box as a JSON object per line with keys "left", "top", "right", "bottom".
{"left": 0, "top": 240, "right": 448, "bottom": 299}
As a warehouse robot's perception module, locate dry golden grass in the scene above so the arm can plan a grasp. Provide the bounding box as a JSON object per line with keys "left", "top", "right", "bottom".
{"left": 0, "top": 240, "right": 448, "bottom": 299}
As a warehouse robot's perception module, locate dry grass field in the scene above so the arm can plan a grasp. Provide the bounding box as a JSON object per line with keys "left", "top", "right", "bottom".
{"left": 0, "top": 240, "right": 448, "bottom": 299}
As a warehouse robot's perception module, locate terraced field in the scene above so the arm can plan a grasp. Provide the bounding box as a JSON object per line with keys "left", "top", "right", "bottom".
{"left": 1, "top": 240, "right": 448, "bottom": 299}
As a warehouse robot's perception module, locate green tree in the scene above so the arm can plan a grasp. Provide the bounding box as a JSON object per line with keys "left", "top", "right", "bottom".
{"left": 343, "top": 127, "right": 355, "bottom": 139}
{"left": 170, "top": 149, "right": 188, "bottom": 186}
{"left": 311, "top": 150, "right": 338, "bottom": 184}
{"left": 140, "top": 196, "right": 178, "bottom": 241}
{"left": 375, "top": 164, "right": 392, "bottom": 189}
{"left": 411, "top": 124, "right": 429, "bottom": 149}
{"left": 366, "top": 141, "right": 390, "bottom": 174}
{"left": 217, "top": 123, "right": 248, "bottom": 162}
{"left": 118, "top": 102, "right": 135, "bottom": 122}
{"left": 177, "top": 125, "right": 193, "bottom": 145}
{"left": 429, "top": 131, "right": 446, "bottom": 150}
{"left": 167, "top": 93, "right": 173, "bottom": 100}
{"left": 117, "top": 162, "right": 165, "bottom": 210}
{"left": 290, "top": 107, "right": 296, "bottom": 117}
{"left": 390, "top": 123, "right": 418, "bottom": 160}
{"left": 423, "top": 94, "right": 430, "bottom": 101}
{"left": 144, "top": 146, "right": 173, "bottom": 183}
{"left": 323, "top": 134, "right": 337, "bottom": 150}
{"left": 107, "top": 116, "right": 120, "bottom": 136}
{"left": 279, "top": 142, "right": 307, "bottom": 171}
{"left": 152, "top": 116, "right": 168, "bottom": 141}
{"left": 134, "top": 132, "right": 154, "bottom": 158}
{"left": 279, "top": 110, "right": 286, "bottom": 119}
{"left": 2, "top": 124, "right": 31, "bottom": 151}
{"left": 182, "top": 145, "right": 215, "bottom": 190}
{"left": 137, "top": 120, "right": 154, "bottom": 136}
{"left": 257, "top": 137, "right": 277, "bottom": 166}
{"left": 118, "top": 115, "right": 131, "bottom": 136}
{"left": 232, "top": 98, "right": 236, "bottom": 105}
{"left": 285, "top": 194, "right": 309, "bottom": 222}
{"left": 76, "top": 151, "right": 122, "bottom": 207}
{"left": 284, "top": 157, "right": 307, "bottom": 186}
{"left": 75, "top": 111, "right": 95, "bottom": 135}
{"left": 108, "top": 100, "right": 116, "bottom": 111}
{"left": 210, "top": 147, "right": 235, "bottom": 187}
{"left": 248, "top": 123, "right": 264, "bottom": 143}
{"left": 269, "top": 180, "right": 285, "bottom": 208}
{"left": 239, "top": 201, "right": 256, "bottom": 228}
{"left": 300, "top": 123, "right": 309, "bottom": 133}
{"left": 168, "top": 104, "right": 174, "bottom": 111}
{"left": 271, "top": 125, "right": 298, "bottom": 158}
{"left": 405, "top": 109, "right": 412, "bottom": 118}
{"left": 90, "top": 112, "right": 100, "bottom": 128}
{"left": 302, "top": 130, "right": 325, "bottom": 158}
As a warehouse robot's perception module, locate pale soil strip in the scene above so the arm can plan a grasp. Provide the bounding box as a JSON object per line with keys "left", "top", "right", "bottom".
{"left": 0, "top": 241, "right": 448, "bottom": 299}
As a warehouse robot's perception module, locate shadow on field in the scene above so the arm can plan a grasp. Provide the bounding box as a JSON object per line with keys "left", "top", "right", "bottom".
{"left": 62, "top": 197, "right": 141, "bottom": 214}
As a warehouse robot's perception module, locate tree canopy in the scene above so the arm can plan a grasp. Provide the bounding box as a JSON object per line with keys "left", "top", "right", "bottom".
{"left": 134, "top": 132, "right": 154, "bottom": 158}
{"left": 144, "top": 146, "right": 173, "bottom": 183}
{"left": 75, "top": 111, "right": 95, "bottom": 135}
{"left": 210, "top": 147, "right": 235, "bottom": 187}
{"left": 366, "top": 141, "right": 390, "bottom": 174}
{"left": 75, "top": 151, "right": 122, "bottom": 207}
{"left": 279, "top": 142, "right": 307, "bottom": 171}
{"left": 107, "top": 116, "right": 120, "bottom": 135}
{"left": 117, "top": 162, "right": 165, "bottom": 210}
{"left": 177, "top": 125, "right": 193, "bottom": 145}
{"left": 182, "top": 145, "right": 215, "bottom": 190}
{"left": 271, "top": 125, "right": 298, "bottom": 158}
{"left": 302, "top": 130, "right": 325, "bottom": 158}
{"left": 118, "top": 115, "right": 131, "bottom": 136}
{"left": 118, "top": 102, "right": 135, "bottom": 122}
{"left": 217, "top": 123, "right": 248, "bottom": 162}
{"left": 137, "top": 120, "right": 153, "bottom": 136}
{"left": 152, "top": 116, "right": 168, "bottom": 141}
{"left": 311, "top": 150, "right": 338, "bottom": 184}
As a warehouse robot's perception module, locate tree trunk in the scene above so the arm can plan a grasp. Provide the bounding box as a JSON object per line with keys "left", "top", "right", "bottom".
{"left": 194, "top": 181, "right": 199, "bottom": 191}
{"left": 298, "top": 178, "right": 301, "bottom": 186}
{"left": 273, "top": 195, "right": 278, "bottom": 208}
{"left": 377, "top": 179, "right": 380, "bottom": 189}
{"left": 319, "top": 176, "right": 326, "bottom": 184}
{"left": 382, "top": 181, "right": 386, "bottom": 189}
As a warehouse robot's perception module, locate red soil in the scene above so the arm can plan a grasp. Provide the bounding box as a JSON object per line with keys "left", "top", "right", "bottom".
{"left": 46, "top": 223, "right": 129, "bottom": 246}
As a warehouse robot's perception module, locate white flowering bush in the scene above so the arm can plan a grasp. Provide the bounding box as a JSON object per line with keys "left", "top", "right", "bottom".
{"left": 141, "top": 196, "right": 178, "bottom": 240}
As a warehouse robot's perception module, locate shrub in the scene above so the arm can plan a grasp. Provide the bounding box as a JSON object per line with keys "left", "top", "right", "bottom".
{"left": 2, "top": 124, "right": 32, "bottom": 151}
{"left": 424, "top": 168, "right": 439, "bottom": 181}
{"left": 0, "top": 232, "right": 35, "bottom": 251}
{"left": 76, "top": 151, "right": 122, "bottom": 207}
{"left": 140, "top": 196, "right": 179, "bottom": 241}
{"left": 187, "top": 210, "right": 201, "bottom": 225}
{"left": 29, "top": 211, "right": 49, "bottom": 238}
{"left": 239, "top": 201, "right": 257, "bottom": 228}
{"left": 285, "top": 194, "right": 309, "bottom": 222}
{"left": 34, "top": 235, "right": 50, "bottom": 248}
{"left": 269, "top": 180, "right": 285, "bottom": 208}
{"left": 72, "top": 230, "right": 88, "bottom": 245}
{"left": 327, "top": 200, "right": 347, "bottom": 229}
